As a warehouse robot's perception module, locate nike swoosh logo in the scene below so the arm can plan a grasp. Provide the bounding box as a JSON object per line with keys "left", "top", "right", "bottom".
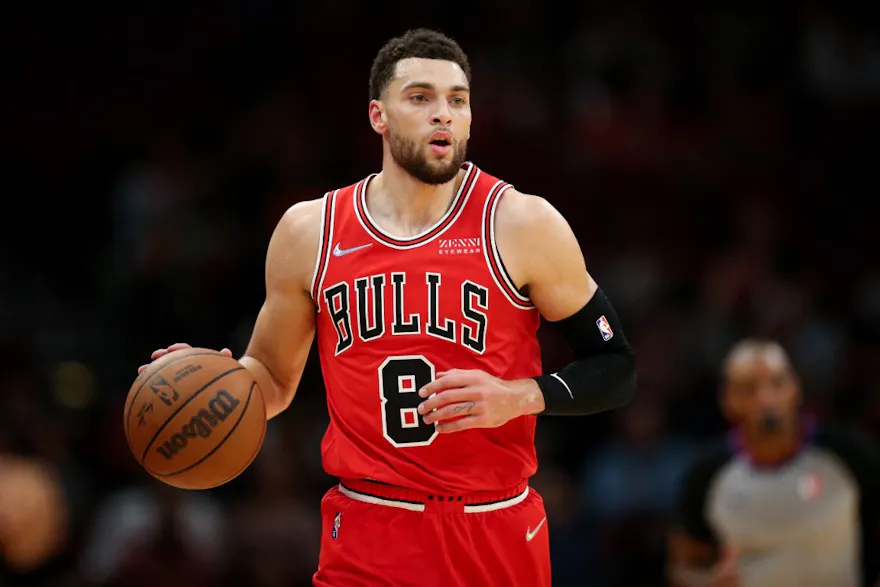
{"left": 333, "top": 242, "right": 373, "bottom": 257}
{"left": 525, "top": 517, "right": 546, "bottom": 542}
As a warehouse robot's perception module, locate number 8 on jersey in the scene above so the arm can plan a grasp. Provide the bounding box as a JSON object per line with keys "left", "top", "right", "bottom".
{"left": 379, "top": 355, "right": 437, "bottom": 447}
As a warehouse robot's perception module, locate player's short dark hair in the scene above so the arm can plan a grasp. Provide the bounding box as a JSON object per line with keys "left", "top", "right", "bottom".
{"left": 369, "top": 29, "right": 472, "bottom": 101}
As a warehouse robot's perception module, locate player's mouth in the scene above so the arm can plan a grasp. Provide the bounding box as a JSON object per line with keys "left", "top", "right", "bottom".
{"left": 429, "top": 133, "right": 452, "bottom": 156}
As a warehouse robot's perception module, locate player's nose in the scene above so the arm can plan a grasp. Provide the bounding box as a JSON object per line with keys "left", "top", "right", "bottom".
{"left": 755, "top": 383, "right": 782, "bottom": 408}
{"left": 430, "top": 102, "right": 453, "bottom": 125}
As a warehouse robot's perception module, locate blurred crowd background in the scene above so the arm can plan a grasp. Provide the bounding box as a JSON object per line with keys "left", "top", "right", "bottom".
{"left": 2, "top": 2, "right": 880, "bottom": 586}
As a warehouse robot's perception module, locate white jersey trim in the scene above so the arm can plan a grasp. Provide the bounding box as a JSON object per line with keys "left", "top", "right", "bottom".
{"left": 338, "top": 484, "right": 530, "bottom": 513}
{"left": 311, "top": 189, "right": 339, "bottom": 311}
{"left": 353, "top": 163, "right": 480, "bottom": 250}
{"left": 481, "top": 182, "right": 535, "bottom": 310}
{"left": 308, "top": 192, "right": 330, "bottom": 303}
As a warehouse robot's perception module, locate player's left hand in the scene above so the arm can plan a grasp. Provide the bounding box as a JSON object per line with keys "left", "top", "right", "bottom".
{"left": 417, "top": 369, "right": 538, "bottom": 433}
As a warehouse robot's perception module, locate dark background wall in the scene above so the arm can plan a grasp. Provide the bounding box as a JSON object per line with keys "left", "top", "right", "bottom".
{"left": 2, "top": 2, "right": 879, "bottom": 586}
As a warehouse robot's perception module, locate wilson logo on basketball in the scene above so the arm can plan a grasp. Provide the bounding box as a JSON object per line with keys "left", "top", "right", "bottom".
{"left": 155, "top": 389, "right": 241, "bottom": 460}
{"left": 438, "top": 237, "right": 481, "bottom": 255}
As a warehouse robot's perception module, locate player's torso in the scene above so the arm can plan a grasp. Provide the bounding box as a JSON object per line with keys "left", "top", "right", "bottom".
{"left": 310, "top": 163, "right": 542, "bottom": 493}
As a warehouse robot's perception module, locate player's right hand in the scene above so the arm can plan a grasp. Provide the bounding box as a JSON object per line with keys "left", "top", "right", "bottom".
{"left": 710, "top": 545, "right": 741, "bottom": 587}
{"left": 137, "top": 343, "right": 233, "bottom": 374}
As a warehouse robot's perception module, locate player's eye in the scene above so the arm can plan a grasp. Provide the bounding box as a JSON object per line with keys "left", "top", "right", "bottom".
{"left": 410, "top": 94, "right": 427, "bottom": 103}
{"left": 451, "top": 96, "right": 466, "bottom": 105}
{"left": 733, "top": 383, "right": 755, "bottom": 397}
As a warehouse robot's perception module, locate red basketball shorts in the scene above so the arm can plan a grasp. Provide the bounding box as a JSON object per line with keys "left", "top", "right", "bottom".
{"left": 312, "top": 479, "right": 551, "bottom": 587}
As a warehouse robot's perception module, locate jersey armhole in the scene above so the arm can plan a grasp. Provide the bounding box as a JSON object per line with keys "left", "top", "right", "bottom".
{"left": 481, "top": 181, "right": 535, "bottom": 310}
{"left": 310, "top": 190, "right": 338, "bottom": 309}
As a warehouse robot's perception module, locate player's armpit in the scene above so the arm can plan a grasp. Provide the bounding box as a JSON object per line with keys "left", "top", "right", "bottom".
{"left": 493, "top": 190, "right": 636, "bottom": 416}
{"left": 240, "top": 199, "right": 323, "bottom": 419}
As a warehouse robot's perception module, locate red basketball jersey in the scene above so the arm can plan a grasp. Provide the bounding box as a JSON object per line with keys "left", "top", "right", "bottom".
{"left": 310, "top": 162, "right": 542, "bottom": 493}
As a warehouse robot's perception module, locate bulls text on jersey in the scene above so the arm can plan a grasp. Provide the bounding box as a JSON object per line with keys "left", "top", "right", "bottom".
{"left": 321, "top": 271, "right": 489, "bottom": 356}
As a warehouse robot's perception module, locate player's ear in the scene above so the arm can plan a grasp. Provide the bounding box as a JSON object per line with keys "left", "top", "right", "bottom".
{"left": 369, "top": 100, "right": 388, "bottom": 135}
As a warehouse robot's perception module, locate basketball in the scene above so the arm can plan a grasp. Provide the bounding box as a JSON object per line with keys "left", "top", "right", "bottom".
{"left": 123, "top": 347, "right": 267, "bottom": 490}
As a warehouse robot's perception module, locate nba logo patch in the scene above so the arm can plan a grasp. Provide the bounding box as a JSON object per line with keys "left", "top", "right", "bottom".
{"left": 332, "top": 512, "right": 342, "bottom": 539}
{"left": 797, "top": 472, "right": 823, "bottom": 501}
{"left": 596, "top": 316, "right": 614, "bottom": 341}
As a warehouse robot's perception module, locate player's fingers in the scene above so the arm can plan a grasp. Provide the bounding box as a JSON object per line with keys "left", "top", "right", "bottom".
{"left": 713, "top": 567, "right": 739, "bottom": 580}
{"left": 712, "top": 545, "right": 741, "bottom": 586}
{"left": 713, "top": 574, "right": 741, "bottom": 587}
{"left": 716, "top": 545, "right": 740, "bottom": 571}
{"left": 418, "top": 373, "right": 475, "bottom": 397}
{"left": 151, "top": 342, "right": 192, "bottom": 360}
{"left": 219, "top": 348, "right": 233, "bottom": 357}
{"left": 422, "top": 401, "right": 481, "bottom": 424}
{"left": 137, "top": 365, "right": 147, "bottom": 374}
{"left": 435, "top": 415, "right": 483, "bottom": 434}
{"left": 435, "top": 369, "right": 478, "bottom": 378}
{"left": 417, "top": 389, "right": 478, "bottom": 414}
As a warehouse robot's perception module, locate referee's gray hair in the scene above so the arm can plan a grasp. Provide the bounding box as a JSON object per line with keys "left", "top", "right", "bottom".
{"left": 722, "top": 338, "right": 791, "bottom": 375}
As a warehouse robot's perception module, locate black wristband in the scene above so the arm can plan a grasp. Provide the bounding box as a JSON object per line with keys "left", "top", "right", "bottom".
{"left": 533, "top": 372, "right": 575, "bottom": 414}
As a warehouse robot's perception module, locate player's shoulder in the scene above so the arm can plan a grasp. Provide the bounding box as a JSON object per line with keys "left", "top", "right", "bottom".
{"left": 492, "top": 183, "right": 554, "bottom": 222}
{"left": 491, "top": 184, "right": 567, "bottom": 244}
{"left": 279, "top": 197, "right": 325, "bottom": 232}
{"left": 277, "top": 175, "right": 366, "bottom": 227}
{"left": 812, "top": 420, "right": 880, "bottom": 503}
{"left": 274, "top": 197, "right": 325, "bottom": 249}
{"left": 267, "top": 196, "right": 326, "bottom": 288}
{"left": 471, "top": 163, "right": 554, "bottom": 219}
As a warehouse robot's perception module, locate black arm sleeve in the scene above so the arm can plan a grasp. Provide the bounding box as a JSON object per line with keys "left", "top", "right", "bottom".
{"left": 674, "top": 438, "right": 732, "bottom": 543}
{"left": 814, "top": 422, "right": 880, "bottom": 585}
{"left": 533, "top": 288, "right": 637, "bottom": 416}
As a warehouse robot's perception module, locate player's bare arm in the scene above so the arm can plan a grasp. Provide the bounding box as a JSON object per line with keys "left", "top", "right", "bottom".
{"left": 667, "top": 530, "right": 741, "bottom": 587}
{"left": 141, "top": 198, "right": 323, "bottom": 420}
{"left": 417, "top": 189, "right": 637, "bottom": 432}
{"left": 238, "top": 199, "right": 323, "bottom": 418}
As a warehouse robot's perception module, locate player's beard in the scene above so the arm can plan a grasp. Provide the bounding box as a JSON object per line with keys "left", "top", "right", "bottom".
{"left": 757, "top": 411, "right": 785, "bottom": 435}
{"left": 388, "top": 126, "right": 467, "bottom": 185}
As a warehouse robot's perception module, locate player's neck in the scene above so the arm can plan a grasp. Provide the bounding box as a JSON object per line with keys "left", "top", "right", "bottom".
{"left": 738, "top": 420, "right": 804, "bottom": 468}
{"left": 367, "top": 160, "right": 462, "bottom": 237}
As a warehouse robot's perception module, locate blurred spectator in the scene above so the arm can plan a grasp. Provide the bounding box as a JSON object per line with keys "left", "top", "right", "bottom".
{"left": 78, "top": 481, "right": 225, "bottom": 586}
{"left": 224, "top": 430, "right": 322, "bottom": 587}
{"left": 0, "top": 454, "right": 69, "bottom": 575}
{"left": 580, "top": 396, "right": 694, "bottom": 522}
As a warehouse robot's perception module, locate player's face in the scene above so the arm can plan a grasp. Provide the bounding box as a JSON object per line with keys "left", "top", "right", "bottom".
{"left": 380, "top": 58, "right": 471, "bottom": 184}
{"left": 721, "top": 352, "right": 801, "bottom": 436}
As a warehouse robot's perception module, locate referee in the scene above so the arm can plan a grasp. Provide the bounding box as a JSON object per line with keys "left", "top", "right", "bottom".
{"left": 667, "top": 338, "right": 880, "bottom": 587}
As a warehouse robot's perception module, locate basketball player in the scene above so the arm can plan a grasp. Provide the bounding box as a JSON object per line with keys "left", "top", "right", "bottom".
{"left": 667, "top": 338, "right": 880, "bottom": 587}
{"left": 140, "top": 29, "right": 637, "bottom": 586}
